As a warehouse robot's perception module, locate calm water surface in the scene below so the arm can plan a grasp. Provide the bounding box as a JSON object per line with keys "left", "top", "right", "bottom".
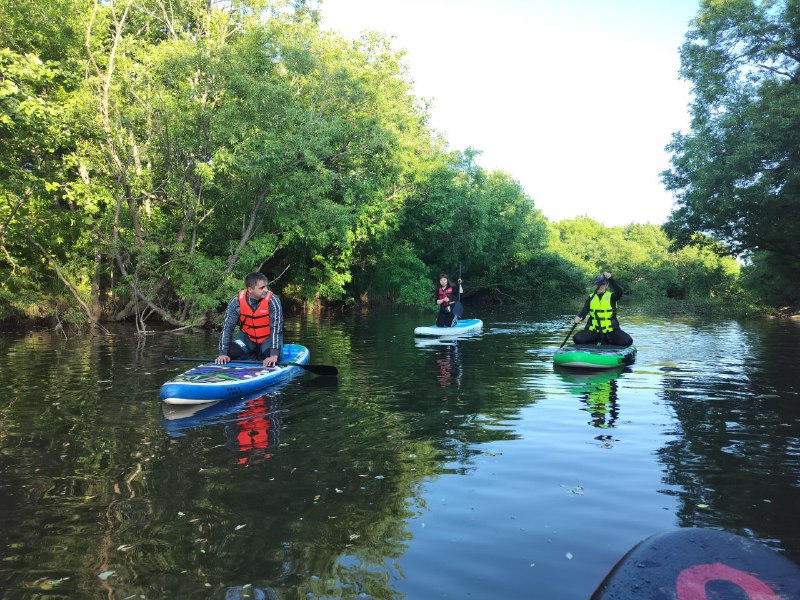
{"left": 1, "top": 306, "right": 799, "bottom": 599}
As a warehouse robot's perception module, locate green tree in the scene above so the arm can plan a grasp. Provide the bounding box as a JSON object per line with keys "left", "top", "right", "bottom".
{"left": 546, "top": 218, "right": 742, "bottom": 308}
{"left": 364, "top": 149, "right": 553, "bottom": 305}
{"left": 662, "top": 0, "right": 800, "bottom": 289}
{"left": 1, "top": 0, "right": 440, "bottom": 325}
{"left": 0, "top": 1, "right": 94, "bottom": 324}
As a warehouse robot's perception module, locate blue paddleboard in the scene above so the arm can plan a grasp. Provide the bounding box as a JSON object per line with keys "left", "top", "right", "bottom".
{"left": 160, "top": 343, "right": 309, "bottom": 404}
{"left": 414, "top": 318, "right": 483, "bottom": 337}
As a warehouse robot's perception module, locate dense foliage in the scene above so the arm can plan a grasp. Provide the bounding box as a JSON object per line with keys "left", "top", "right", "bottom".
{"left": 547, "top": 218, "right": 742, "bottom": 309}
{"left": 663, "top": 0, "right": 800, "bottom": 308}
{"left": 0, "top": 0, "right": 762, "bottom": 329}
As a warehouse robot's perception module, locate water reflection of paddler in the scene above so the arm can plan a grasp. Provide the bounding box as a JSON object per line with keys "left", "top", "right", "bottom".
{"left": 555, "top": 367, "right": 621, "bottom": 429}
{"left": 224, "top": 395, "right": 281, "bottom": 465}
{"left": 161, "top": 392, "right": 283, "bottom": 463}
{"left": 436, "top": 340, "right": 463, "bottom": 387}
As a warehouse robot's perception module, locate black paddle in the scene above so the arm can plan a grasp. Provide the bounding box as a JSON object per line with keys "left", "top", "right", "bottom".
{"left": 165, "top": 356, "right": 338, "bottom": 377}
{"left": 559, "top": 322, "right": 578, "bottom": 348}
{"left": 453, "top": 262, "right": 464, "bottom": 318}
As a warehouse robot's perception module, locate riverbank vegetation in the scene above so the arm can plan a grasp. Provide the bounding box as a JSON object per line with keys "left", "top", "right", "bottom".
{"left": 662, "top": 0, "right": 800, "bottom": 313}
{"left": 1, "top": 0, "right": 796, "bottom": 330}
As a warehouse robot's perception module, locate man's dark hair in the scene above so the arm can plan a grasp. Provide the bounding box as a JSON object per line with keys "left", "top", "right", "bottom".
{"left": 245, "top": 272, "right": 269, "bottom": 288}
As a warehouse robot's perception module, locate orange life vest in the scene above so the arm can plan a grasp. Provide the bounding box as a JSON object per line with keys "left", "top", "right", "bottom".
{"left": 238, "top": 289, "right": 272, "bottom": 344}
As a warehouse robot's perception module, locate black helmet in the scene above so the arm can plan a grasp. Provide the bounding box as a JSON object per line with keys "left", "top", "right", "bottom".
{"left": 593, "top": 274, "right": 608, "bottom": 285}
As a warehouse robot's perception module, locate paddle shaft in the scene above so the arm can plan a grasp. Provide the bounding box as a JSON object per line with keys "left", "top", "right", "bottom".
{"left": 457, "top": 262, "right": 462, "bottom": 304}
{"left": 165, "top": 356, "right": 338, "bottom": 377}
{"left": 559, "top": 322, "right": 578, "bottom": 348}
{"left": 453, "top": 262, "right": 464, "bottom": 318}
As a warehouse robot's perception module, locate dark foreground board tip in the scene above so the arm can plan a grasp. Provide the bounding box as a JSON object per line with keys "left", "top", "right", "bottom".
{"left": 592, "top": 528, "right": 800, "bottom": 600}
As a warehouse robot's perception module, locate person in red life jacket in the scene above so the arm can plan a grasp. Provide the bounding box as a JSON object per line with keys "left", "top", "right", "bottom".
{"left": 573, "top": 271, "right": 633, "bottom": 347}
{"left": 215, "top": 272, "right": 284, "bottom": 367}
{"left": 435, "top": 274, "right": 463, "bottom": 327}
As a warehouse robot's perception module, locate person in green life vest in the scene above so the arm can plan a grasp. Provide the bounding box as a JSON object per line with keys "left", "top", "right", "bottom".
{"left": 215, "top": 272, "right": 284, "bottom": 368}
{"left": 573, "top": 271, "right": 633, "bottom": 347}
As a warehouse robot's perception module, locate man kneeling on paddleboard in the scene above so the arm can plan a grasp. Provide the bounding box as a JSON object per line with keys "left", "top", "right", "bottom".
{"left": 572, "top": 272, "right": 633, "bottom": 347}
{"left": 216, "top": 272, "right": 284, "bottom": 368}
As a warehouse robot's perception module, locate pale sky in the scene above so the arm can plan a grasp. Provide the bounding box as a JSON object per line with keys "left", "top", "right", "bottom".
{"left": 320, "top": 0, "right": 700, "bottom": 226}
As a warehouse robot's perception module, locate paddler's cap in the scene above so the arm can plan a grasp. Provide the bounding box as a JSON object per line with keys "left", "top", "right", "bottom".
{"left": 594, "top": 274, "right": 608, "bottom": 285}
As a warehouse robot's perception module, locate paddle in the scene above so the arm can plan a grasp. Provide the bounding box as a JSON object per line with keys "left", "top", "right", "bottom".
{"left": 453, "top": 262, "right": 464, "bottom": 318}
{"left": 165, "top": 356, "right": 338, "bottom": 377}
{"left": 559, "top": 322, "right": 578, "bottom": 348}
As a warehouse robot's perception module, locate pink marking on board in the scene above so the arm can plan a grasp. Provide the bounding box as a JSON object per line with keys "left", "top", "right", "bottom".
{"left": 676, "top": 562, "right": 781, "bottom": 599}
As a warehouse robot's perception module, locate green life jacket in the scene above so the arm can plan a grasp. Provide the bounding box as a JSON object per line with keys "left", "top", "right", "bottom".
{"left": 588, "top": 291, "right": 615, "bottom": 334}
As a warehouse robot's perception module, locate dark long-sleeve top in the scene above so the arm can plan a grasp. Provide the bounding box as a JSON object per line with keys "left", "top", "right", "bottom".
{"left": 578, "top": 278, "right": 623, "bottom": 328}
{"left": 218, "top": 291, "right": 283, "bottom": 356}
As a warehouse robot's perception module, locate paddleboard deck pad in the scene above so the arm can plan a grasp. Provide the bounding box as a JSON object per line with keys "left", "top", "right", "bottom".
{"left": 160, "top": 344, "right": 309, "bottom": 404}
{"left": 592, "top": 528, "right": 800, "bottom": 599}
{"left": 553, "top": 344, "right": 636, "bottom": 369}
{"left": 414, "top": 318, "right": 483, "bottom": 337}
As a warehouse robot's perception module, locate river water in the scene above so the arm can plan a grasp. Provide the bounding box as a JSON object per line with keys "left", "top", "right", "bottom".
{"left": 1, "top": 306, "right": 799, "bottom": 599}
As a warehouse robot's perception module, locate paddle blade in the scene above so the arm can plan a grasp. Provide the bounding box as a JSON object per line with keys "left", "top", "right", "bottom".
{"left": 453, "top": 302, "right": 464, "bottom": 317}
{"left": 294, "top": 363, "right": 338, "bottom": 377}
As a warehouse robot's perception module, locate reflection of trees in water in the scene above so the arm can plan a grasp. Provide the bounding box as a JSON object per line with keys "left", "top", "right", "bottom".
{"left": 0, "top": 328, "right": 416, "bottom": 598}
{"left": 148, "top": 409, "right": 422, "bottom": 598}
{"left": 0, "top": 330, "right": 169, "bottom": 597}
{"left": 654, "top": 328, "right": 800, "bottom": 561}
{"left": 408, "top": 338, "right": 528, "bottom": 475}
{"left": 158, "top": 390, "right": 419, "bottom": 595}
